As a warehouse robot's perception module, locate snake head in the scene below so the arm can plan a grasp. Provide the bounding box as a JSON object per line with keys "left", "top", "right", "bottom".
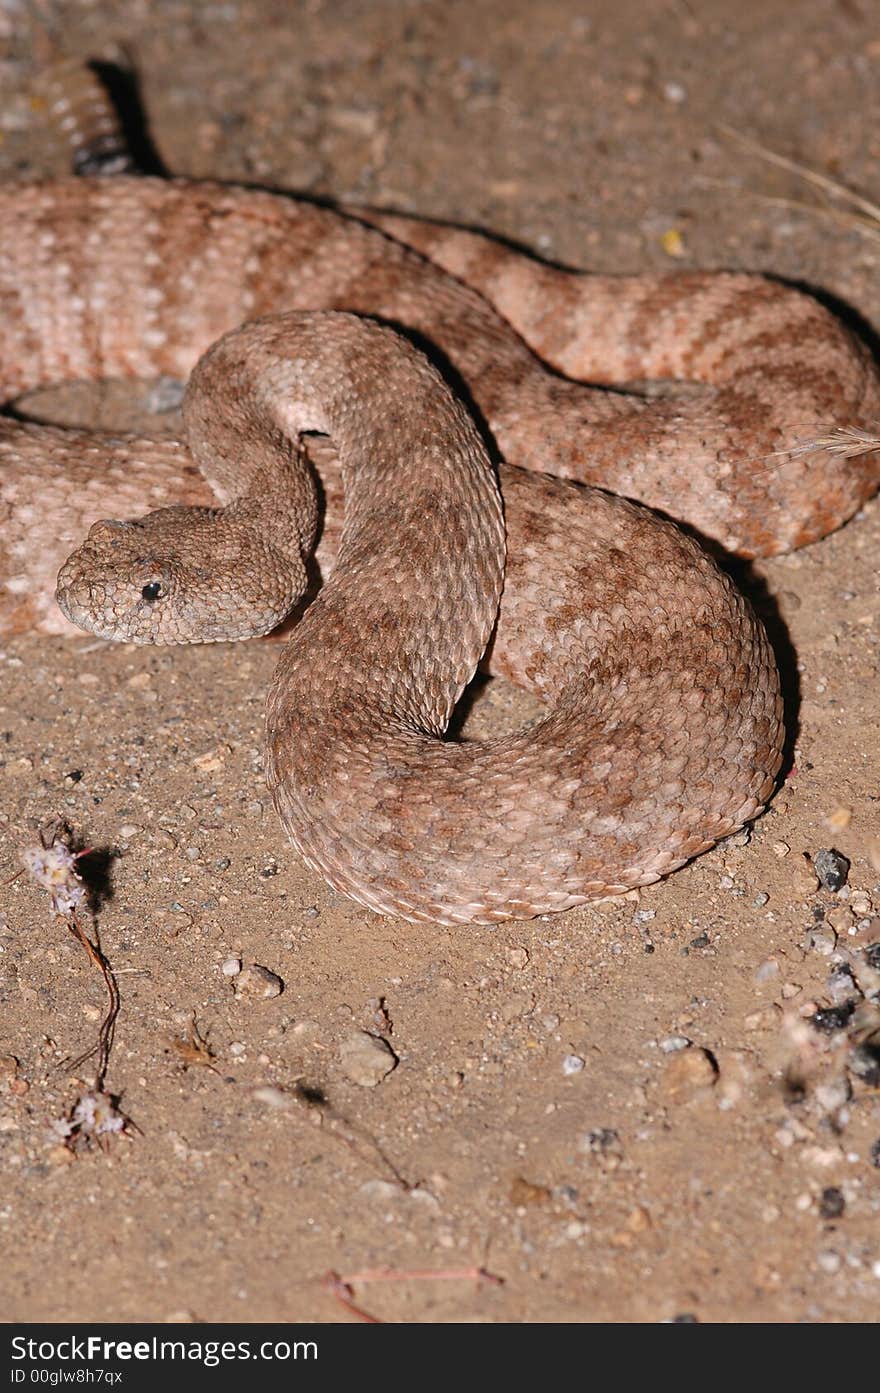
{"left": 55, "top": 508, "right": 306, "bottom": 644}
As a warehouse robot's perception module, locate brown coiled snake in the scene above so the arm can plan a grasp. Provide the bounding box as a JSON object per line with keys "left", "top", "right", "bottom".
{"left": 2, "top": 86, "right": 879, "bottom": 922}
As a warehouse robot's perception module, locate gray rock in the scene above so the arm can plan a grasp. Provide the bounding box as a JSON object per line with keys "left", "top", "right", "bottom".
{"left": 339, "top": 1030, "right": 398, "bottom": 1087}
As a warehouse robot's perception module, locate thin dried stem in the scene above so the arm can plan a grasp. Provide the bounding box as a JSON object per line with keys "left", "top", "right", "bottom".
{"left": 322, "top": 1264, "right": 503, "bottom": 1323}
{"left": 62, "top": 913, "right": 120, "bottom": 1086}
{"left": 718, "top": 123, "right": 880, "bottom": 227}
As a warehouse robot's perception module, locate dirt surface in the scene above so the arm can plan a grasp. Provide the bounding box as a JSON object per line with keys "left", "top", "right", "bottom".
{"left": 2, "top": 0, "right": 880, "bottom": 1325}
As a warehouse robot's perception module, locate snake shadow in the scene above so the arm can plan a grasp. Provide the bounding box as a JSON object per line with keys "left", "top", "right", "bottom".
{"left": 85, "top": 58, "right": 168, "bottom": 176}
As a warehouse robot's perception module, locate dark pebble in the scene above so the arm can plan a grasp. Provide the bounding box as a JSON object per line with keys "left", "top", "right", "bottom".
{"left": 864, "top": 943, "right": 880, "bottom": 971}
{"left": 690, "top": 931, "right": 710, "bottom": 949}
{"left": 811, "top": 905, "right": 826, "bottom": 922}
{"left": 814, "top": 849, "right": 850, "bottom": 892}
{"left": 585, "top": 1127, "right": 621, "bottom": 1154}
{"left": 850, "top": 1045, "right": 880, "bottom": 1087}
{"left": 870, "top": 1138, "right": 880, "bottom": 1169}
{"left": 819, "top": 1187, "right": 845, "bottom": 1220}
{"left": 810, "top": 1002, "right": 856, "bottom": 1034}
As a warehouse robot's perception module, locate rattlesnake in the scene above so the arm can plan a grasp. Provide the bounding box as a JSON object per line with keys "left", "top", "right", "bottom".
{"left": 2, "top": 69, "right": 879, "bottom": 922}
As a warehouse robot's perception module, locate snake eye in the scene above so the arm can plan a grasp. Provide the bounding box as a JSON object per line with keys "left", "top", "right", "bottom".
{"left": 141, "top": 581, "right": 164, "bottom": 603}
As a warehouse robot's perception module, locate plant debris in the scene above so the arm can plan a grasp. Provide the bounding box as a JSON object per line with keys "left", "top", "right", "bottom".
{"left": 21, "top": 818, "right": 129, "bottom": 1148}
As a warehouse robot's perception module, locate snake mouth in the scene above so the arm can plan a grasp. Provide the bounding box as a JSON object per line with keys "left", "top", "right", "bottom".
{"left": 55, "top": 560, "right": 292, "bottom": 645}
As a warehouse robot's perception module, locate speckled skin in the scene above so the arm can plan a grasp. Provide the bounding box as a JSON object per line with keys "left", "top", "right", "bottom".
{"left": 2, "top": 175, "right": 880, "bottom": 640}
{"left": 55, "top": 309, "right": 782, "bottom": 924}
{"left": 1, "top": 170, "right": 875, "bottom": 921}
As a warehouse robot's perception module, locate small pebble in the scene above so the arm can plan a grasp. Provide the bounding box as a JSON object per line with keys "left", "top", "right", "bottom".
{"left": 826, "top": 907, "right": 855, "bottom": 933}
{"left": 252, "top": 1085, "right": 291, "bottom": 1111}
{"left": 818, "top": 1187, "right": 845, "bottom": 1220}
{"left": 233, "top": 964, "right": 284, "bottom": 1000}
{"left": 850, "top": 892, "right": 871, "bottom": 916}
{"left": 579, "top": 1127, "right": 623, "bottom": 1157}
{"left": 811, "top": 1003, "right": 855, "bottom": 1034}
{"left": 794, "top": 855, "right": 820, "bottom": 895}
{"left": 291, "top": 1019, "right": 321, "bottom": 1040}
{"left": 221, "top": 957, "right": 242, "bottom": 977}
{"left": 509, "top": 1176, "right": 551, "bottom": 1207}
{"left": 815, "top": 849, "right": 850, "bottom": 893}
{"left": 772, "top": 842, "right": 790, "bottom": 858}
{"left": 815, "top": 1078, "right": 851, "bottom": 1114}
{"left": 192, "top": 747, "right": 227, "bottom": 772}
{"left": 816, "top": 1250, "right": 841, "bottom": 1275}
{"left": 659, "top": 1046, "right": 718, "bottom": 1099}
{"left": 339, "top": 1030, "right": 397, "bottom": 1087}
{"left": 659, "top": 1035, "right": 691, "bottom": 1053}
{"left": 753, "top": 892, "right": 770, "bottom": 907}
{"left": 357, "top": 1179, "right": 400, "bottom": 1202}
{"left": 826, "top": 966, "right": 856, "bottom": 1004}
{"left": 849, "top": 1046, "right": 880, "bottom": 1087}
{"left": 754, "top": 958, "right": 779, "bottom": 983}
{"left": 805, "top": 927, "right": 837, "bottom": 957}
{"left": 562, "top": 1054, "right": 585, "bottom": 1075}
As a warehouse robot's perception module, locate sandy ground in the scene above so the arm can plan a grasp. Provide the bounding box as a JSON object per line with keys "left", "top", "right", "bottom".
{"left": 1, "top": 0, "right": 880, "bottom": 1324}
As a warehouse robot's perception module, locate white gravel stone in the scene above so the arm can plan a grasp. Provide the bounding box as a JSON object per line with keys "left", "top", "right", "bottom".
{"left": 233, "top": 964, "right": 284, "bottom": 999}
{"left": 339, "top": 1030, "right": 397, "bottom": 1086}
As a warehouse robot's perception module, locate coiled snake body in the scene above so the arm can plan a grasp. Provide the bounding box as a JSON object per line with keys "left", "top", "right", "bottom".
{"left": 2, "top": 171, "right": 879, "bottom": 922}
